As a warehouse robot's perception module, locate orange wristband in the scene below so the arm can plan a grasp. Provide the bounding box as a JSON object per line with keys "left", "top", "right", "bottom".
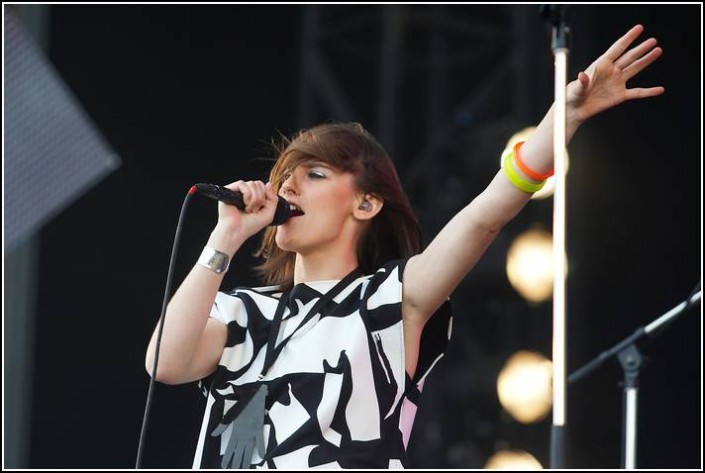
{"left": 513, "top": 141, "right": 554, "bottom": 180}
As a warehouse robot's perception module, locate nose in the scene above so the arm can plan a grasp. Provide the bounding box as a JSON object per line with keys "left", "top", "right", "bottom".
{"left": 280, "top": 171, "right": 299, "bottom": 197}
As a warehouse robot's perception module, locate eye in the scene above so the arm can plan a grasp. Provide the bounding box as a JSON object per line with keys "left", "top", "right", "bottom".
{"left": 308, "top": 170, "right": 326, "bottom": 179}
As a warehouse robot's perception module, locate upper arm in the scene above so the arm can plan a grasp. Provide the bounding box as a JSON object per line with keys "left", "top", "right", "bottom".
{"left": 402, "top": 170, "right": 531, "bottom": 324}
{"left": 178, "top": 318, "right": 228, "bottom": 384}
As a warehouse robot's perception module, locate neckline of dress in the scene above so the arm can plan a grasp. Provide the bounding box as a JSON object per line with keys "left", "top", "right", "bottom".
{"left": 296, "top": 274, "right": 366, "bottom": 288}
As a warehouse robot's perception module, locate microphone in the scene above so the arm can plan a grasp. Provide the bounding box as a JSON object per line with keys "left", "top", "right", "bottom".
{"left": 190, "top": 183, "right": 291, "bottom": 225}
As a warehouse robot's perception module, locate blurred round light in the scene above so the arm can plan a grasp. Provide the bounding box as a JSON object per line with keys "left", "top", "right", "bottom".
{"left": 501, "top": 127, "right": 569, "bottom": 200}
{"left": 506, "top": 228, "right": 554, "bottom": 303}
{"left": 497, "top": 350, "right": 552, "bottom": 424}
{"left": 484, "top": 449, "right": 543, "bottom": 469}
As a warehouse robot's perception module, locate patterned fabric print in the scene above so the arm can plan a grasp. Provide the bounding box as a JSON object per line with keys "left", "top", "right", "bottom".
{"left": 193, "top": 260, "right": 452, "bottom": 469}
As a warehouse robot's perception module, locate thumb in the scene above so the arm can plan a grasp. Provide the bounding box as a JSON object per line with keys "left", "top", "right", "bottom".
{"left": 576, "top": 71, "right": 590, "bottom": 92}
{"left": 567, "top": 71, "right": 590, "bottom": 103}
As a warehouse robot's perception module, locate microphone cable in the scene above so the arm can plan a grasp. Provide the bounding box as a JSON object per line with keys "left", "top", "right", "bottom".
{"left": 134, "top": 184, "right": 289, "bottom": 467}
{"left": 135, "top": 187, "right": 195, "bottom": 468}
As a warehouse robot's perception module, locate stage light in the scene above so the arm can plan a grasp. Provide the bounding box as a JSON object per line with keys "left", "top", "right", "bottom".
{"left": 501, "top": 127, "right": 569, "bottom": 200}
{"left": 484, "top": 449, "right": 543, "bottom": 469}
{"left": 496, "top": 350, "right": 552, "bottom": 424}
{"left": 506, "top": 228, "right": 557, "bottom": 303}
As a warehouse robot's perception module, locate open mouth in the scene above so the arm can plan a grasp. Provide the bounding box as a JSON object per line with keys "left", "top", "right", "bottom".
{"left": 288, "top": 202, "right": 305, "bottom": 217}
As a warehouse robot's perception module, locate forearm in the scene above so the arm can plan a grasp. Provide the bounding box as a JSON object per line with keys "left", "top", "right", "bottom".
{"left": 404, "top": 172, "right": 530, "bottom": 320}
{"left": 441, "top": 101, "right": 582, "bottom": 241}
{"left": 404, "top": 103, "right": 584, "bottom": 320}
{"left": 145, "top": 225, "right": 247, "bottom": 380}
{"left": 519, "top": 102, "right": 585, "bottom": 176}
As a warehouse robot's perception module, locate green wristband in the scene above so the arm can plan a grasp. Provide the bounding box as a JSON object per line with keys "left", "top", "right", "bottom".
{"left": 502, "top": 149, "right": 546, "bottom": 193}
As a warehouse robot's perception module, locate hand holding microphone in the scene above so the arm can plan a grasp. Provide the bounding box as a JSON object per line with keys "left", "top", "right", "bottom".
{"left": 189, "top": 181, "right": 291, "bottom": 225}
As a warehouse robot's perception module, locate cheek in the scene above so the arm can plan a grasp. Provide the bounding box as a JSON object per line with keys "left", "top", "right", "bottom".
{"left": 323, "top": 184, "right": 356, "bottom": 213}
{"left": 318, "top": 198, "right": 352, "bottom": 225}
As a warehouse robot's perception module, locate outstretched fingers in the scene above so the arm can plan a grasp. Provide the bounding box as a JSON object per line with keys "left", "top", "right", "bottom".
{"left": 625, "top": 85, "right": 665, "bottom": 101}
{"left": 614, "top": 37, "right": 658, "bottom": 70}
{"left": 605, "top": 25, "right": 664, "bottom": 101}
{"left": 622, "top": 46, "right": 663, "bottom": 80}
{"left": 603, "top": 24, "right": 645, "bottom": 62}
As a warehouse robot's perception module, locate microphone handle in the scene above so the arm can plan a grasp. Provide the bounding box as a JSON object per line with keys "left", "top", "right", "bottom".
{"left": 192, "top": 183, "right": 291, "bottom": 226}
{"left": 194, "top": 183, "right": 246, "bottom": 208}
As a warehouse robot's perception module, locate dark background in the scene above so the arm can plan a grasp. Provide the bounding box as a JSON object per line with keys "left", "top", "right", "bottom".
{"left": 6, "top": 4, "right": 701, "bottom": 469}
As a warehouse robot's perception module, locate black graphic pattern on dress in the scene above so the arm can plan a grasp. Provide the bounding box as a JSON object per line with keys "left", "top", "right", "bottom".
{"left": 194, "top": 260, "right": 452, "bottom": 469}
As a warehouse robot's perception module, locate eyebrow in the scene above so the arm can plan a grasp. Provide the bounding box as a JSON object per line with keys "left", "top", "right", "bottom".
{"left": 301, "top": 161, "right": 336, "bottom": 172}
{"left": 303, "top": 161, "right": 330, "bottom": 168}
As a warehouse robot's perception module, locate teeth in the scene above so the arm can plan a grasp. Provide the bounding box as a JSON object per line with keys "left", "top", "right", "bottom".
{"left": 289, "top": 204, "right": 302, "bottom": 212}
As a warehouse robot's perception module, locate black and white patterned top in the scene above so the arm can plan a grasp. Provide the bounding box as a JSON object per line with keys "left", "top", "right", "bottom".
{"left": 193, "top": 259, "right": 452, "bottom": 469}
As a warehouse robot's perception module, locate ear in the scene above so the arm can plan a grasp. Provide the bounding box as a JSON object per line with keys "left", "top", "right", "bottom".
{"left": 352, "top": 193, "right": 384, "bottom": 221}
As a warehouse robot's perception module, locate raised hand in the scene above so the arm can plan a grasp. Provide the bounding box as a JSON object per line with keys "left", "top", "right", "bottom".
{"left": 216, "top": 180, "right": 279, "bottom": 241}
{"left": 567, "top": 24, "right": 665, "bottom": 124}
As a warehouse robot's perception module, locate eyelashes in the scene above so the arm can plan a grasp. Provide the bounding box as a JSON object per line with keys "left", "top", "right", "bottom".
{"left": 280, "top": 168, "right": 327, "bottom": 183}
{"left": 308, "top": 170, "right": 326, "bottom": 179}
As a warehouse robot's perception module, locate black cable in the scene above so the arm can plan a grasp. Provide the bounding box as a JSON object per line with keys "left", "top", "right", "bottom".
{"left": 135, "top": 190, "right": 194, "bottom": 468}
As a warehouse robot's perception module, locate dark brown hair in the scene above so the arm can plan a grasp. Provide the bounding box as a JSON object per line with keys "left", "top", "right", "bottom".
{"left": 255, "top": 122, "right": 422, "bottom": 286}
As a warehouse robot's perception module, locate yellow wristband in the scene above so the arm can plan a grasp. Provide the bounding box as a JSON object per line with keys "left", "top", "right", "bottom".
{"left": 502, "top": 149, "right": 546, "bottom": 193}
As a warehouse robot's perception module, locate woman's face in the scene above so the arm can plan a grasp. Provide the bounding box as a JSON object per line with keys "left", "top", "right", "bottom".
{"left": 275, "top": 161, "right": 362, "bottom": 255}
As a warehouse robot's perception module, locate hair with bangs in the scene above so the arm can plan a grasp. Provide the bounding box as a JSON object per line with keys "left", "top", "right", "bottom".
{"left": 255, "top": 122, "right": 422, "bottom": 287}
